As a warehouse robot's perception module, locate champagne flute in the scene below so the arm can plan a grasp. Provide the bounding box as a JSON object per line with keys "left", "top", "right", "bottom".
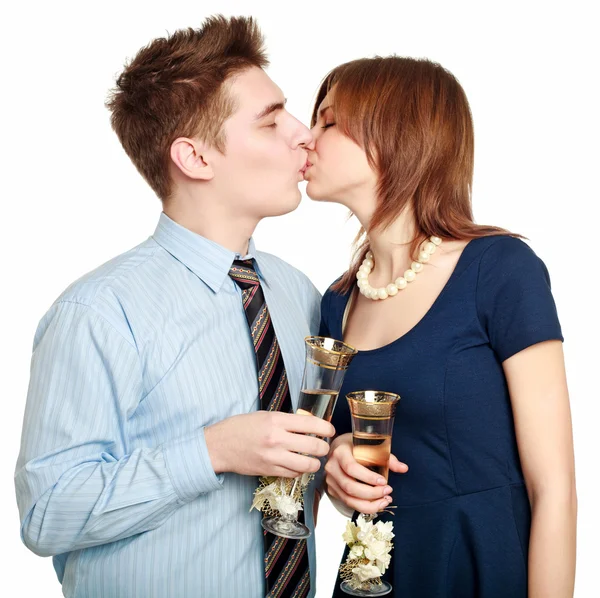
{"left": 340, "top": 390, "right": 401, "bottom": 597}
{"left": 261, "top": 336, "right": 357, "bottom": 539}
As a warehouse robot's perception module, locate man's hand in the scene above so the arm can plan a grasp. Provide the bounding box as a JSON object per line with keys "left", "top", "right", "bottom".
{"left": 205, "top": 411, "right": 335, "bottom": 477}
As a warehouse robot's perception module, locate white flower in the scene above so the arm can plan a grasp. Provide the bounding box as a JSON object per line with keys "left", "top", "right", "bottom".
{"left": 356, "top": 516, "right": 375, "bottom": 542}
{"left": 351, "top": 563, "right": 381, "bottom": 582}
{"left": 342, "top": 515, "right": 394, "bottom": 583}
{"left": 376, "top": 552, "right": 391, "bottom": 574}
{"left": 364, "top": 539, "right": 391, "bottom": 573}
{"left": 358, "top": 530, "right": 378, "bottom": 550}
{"left": 364, "top": 535, "right": 393, "bottom": 574}
{"left": 375, "top": 520, "right": 395, "bottom": 542}
{"left": 274, "top": 494, "right": 302, "bottom": 517}
{"left": 250, "top": 482, "right": 278, "bottom": 512}
{"left": 364, "top": 539, "right": 387, "bottom": 561}
{"left": 342, "top": 521, "right": 358, "bottom": 545}
{"left": 356, "top": 515, "right": 374, "bottom": 532}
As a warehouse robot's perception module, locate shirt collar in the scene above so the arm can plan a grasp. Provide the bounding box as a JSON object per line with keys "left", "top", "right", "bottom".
{"left": 152, "top": 213, "right": 267, "bottom": 293}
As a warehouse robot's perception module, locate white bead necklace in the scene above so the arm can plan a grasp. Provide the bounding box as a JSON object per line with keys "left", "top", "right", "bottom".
{"left": 356, "top": 236, "right": 442, "bottom": 301}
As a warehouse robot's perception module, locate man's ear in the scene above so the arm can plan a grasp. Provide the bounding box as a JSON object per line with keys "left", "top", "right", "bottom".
{"left": 170, "top": 137, "right": 215, "bottom": 181}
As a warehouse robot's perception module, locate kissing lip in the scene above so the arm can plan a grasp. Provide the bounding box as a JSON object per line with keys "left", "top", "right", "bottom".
{"left": 300, "top": 160, "right": 313, "bottom": 175}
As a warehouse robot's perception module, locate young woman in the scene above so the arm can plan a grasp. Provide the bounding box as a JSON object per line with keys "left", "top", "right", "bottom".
{"left": 306, "top": 57, "right": 576, "bottom": 597}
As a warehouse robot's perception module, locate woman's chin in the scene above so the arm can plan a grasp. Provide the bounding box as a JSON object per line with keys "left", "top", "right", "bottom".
{"left": 305, "top": 181, "right": 330, "bottom": 203}
{"left": 305, "top": 180, "right": 350, "bottom": 206}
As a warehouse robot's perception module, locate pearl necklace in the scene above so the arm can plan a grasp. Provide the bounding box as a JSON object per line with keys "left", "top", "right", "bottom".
{"left": 356, "top": 236, "right": 442, "bottom": 301}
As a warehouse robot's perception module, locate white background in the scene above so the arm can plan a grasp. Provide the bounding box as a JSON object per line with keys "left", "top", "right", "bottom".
{"left": 1, "top": 1, "right": 598, "bottom": 596}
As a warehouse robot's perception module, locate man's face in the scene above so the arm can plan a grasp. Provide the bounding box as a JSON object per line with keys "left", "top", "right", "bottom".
{"left": 211, "top": 67, "right": 313, "bottom": 221}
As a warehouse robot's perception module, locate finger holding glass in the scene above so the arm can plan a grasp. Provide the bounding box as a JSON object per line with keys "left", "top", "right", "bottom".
{"left": 325, "top": 434, "right": 394, "bottom": 516}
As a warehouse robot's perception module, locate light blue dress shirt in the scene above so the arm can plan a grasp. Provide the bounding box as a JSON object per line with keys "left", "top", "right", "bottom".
{"left": 15, "top": 213, "right": 322, "bottom": 598}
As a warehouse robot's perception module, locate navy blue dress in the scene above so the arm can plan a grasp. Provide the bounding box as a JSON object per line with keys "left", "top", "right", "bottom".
{"left": 321, "top": 236, "right": 563, "bottom": 598}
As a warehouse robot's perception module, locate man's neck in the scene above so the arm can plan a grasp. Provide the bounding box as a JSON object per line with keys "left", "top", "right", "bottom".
{"left": 163, "top": 198, "right": 258, "bottom": 256}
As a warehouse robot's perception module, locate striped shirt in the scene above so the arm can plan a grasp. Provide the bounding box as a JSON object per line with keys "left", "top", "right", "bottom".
{"left": 15, "top": 212, "right": 322, "bottom": 598}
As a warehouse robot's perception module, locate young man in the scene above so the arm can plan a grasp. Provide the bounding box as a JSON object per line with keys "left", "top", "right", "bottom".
{"left": 15, "top": 16, "right": 330, "bottom": 598}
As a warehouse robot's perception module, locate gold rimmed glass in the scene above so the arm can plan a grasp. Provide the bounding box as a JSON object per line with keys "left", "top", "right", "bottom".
{"left": 340, "top": 390, "right": 401, "bottom": 596}
{"left": 261, "top": 336, "right": 358, "bottom": 539}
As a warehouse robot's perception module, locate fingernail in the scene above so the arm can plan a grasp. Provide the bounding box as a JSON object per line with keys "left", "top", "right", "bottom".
{"left": 377, "top": 477, "right": 386, "bottom": 485}
{"left": 385, "top": 496, "right": 393, "bottom": 503}
{"left": 383, "top": 486, "right": 392, "bottom": 495}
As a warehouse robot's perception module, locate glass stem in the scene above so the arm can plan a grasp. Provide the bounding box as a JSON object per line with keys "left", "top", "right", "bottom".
{"left": 290, "top": 476, "right": 299, "bottom": 499}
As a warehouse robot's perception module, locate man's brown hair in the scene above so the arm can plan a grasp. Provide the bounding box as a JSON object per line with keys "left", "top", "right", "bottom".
{"left": 106, "top": 15, "right": 268, "bottom": 200}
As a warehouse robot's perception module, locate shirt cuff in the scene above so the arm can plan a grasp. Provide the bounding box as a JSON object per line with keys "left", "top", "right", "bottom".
{"left": 163, "top": 427, "right": 224, "bottom": 502}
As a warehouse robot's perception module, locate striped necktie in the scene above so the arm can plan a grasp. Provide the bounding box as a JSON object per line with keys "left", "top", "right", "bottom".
{"left": 229, "top": 259, "right": 311, "bottom": 598}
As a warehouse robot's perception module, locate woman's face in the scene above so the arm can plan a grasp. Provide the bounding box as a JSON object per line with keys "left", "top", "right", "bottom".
{"left": 304, "top": 88, "right": 378, "bottom": 217}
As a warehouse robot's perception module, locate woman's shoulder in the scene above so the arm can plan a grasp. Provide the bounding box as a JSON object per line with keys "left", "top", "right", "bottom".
{"left": 472, "top": 234, "right": 547, "bottom": 277}
{"left": 470, "top": 235, "right": 562, "bottom": 360}
{"left": 474, "top": 234, "right": 556, "bottom": 320}
{"left": 469, "top": 233, "right": 533, "bottom": 257}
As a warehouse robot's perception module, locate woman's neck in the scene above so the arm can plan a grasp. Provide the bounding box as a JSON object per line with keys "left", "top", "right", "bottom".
{"left": 361, "top": 209, "right": 419, "bottom": 286}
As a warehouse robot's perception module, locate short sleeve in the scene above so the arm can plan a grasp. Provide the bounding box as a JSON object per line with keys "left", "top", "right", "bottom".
{"left": 476, "top": 237, "right": 563, "bottom": 362}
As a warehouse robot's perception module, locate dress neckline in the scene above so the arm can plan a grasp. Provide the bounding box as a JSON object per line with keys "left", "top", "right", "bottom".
{"left": 338, "top": 237, "right": 482, "bottom": 355}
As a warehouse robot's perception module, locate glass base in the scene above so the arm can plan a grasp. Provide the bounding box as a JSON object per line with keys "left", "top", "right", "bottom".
{"left": 261, "top": 516, "right": 311, "bottom": 539}
{"left": 340, "top": 580, "right": 392, "bottom": 596}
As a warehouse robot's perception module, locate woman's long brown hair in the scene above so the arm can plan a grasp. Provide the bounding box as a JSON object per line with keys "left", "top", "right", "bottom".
{"left": 310, "top": 57, "right": 518, "bottom": 294}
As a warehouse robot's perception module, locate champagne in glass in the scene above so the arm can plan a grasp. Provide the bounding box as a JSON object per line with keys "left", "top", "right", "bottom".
{"left": 341, "top": 390, "right": 401, "bottom": 597}
{"left": 352, "top": 432, "right": 392, "bottom": 480}
{"left": 296, "top": 389, "right": 339, "bottom": 421}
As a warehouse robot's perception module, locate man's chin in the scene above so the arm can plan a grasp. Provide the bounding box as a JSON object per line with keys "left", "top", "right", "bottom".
{"left": 261, "top": 189, "right": 302, "bottom": 218}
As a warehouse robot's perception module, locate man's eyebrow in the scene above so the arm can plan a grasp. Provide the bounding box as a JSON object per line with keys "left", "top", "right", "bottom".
{"left": 254, "top": 99, "right": 287, "bottom": 120}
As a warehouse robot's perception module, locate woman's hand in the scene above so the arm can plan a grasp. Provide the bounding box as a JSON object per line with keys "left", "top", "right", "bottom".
{"left": 324, "top": 433, "right": 408, "bottom": 514}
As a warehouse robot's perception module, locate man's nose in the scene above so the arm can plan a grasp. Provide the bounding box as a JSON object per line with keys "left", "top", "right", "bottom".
{"left": 297, "top": 124, "right": 314, "bottom": 150}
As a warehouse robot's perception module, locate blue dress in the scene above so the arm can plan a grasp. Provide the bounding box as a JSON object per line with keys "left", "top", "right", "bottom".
{"left": 321, "top": 236, "right": 563, "bottom": 598}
